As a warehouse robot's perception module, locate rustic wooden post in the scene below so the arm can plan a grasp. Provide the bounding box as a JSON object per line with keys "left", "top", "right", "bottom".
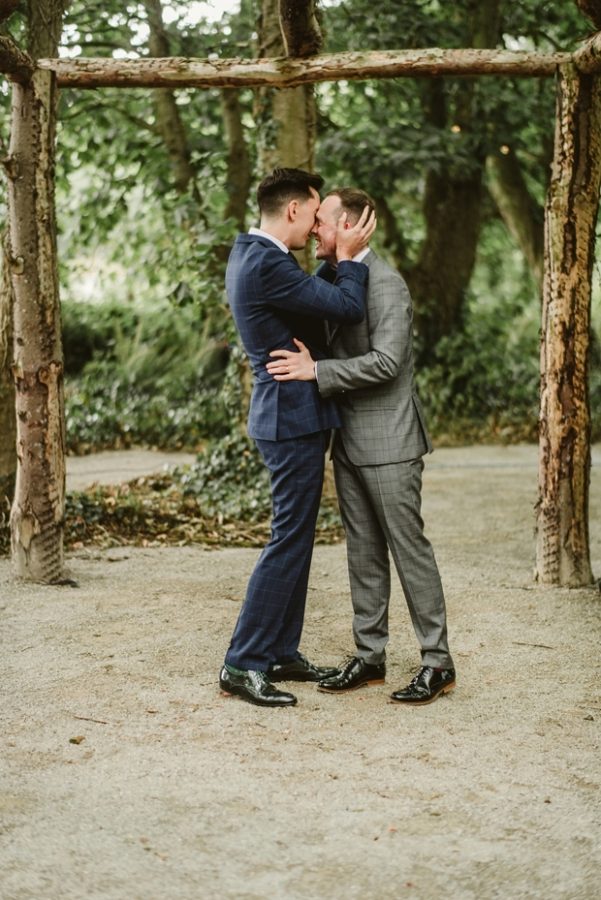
{"left": 536, "top": 62, "right": 601, "bottom": 586}
{"left": 7, "top": 68, "right": 67, "bottom": 582}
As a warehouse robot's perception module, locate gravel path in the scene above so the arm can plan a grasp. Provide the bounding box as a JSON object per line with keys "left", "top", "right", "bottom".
{"left": 1, "top": 444, "right": 600, "bottom": 899}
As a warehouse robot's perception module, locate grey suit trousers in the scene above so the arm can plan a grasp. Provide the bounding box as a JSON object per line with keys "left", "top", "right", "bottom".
{"left": 333, "top": 438, "right": 453, "bottom": 669}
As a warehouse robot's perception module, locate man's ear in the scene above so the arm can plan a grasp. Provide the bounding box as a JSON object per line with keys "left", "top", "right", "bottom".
{"left": 287, "top": 200, "right": 298, "bottom": 221}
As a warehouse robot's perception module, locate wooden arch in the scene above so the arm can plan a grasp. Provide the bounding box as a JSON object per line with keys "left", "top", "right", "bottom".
{"left": 1, "top": 1, "right": 600, "bottom": 586}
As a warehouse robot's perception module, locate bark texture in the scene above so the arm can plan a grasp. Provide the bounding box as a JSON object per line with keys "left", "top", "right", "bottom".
{"left": 0, "top": 238, "right": 16, "bottom": 513}
{"left": 0, "top": 35, "right": 34, "bottom": 82}
{"left": 278, "top": 0, "right": 322, "bottom": 57}
{"left": 573, "top": 31, "right": 601, "bottom": 74}
{"left": 536, "top": 64, "right": 601, "bottom": 586}
{"left": 35, "top": 48, "right": 571, "bottom": 89}
{"left": 8, "top": 69, "right": 66, "bottom": 582}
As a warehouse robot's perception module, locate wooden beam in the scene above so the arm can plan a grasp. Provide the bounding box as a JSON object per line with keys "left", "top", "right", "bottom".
{"left": 34, "top": 48, "right": 572, "bottom": 89}
{"left": 573, "top": 31, "right": 601, "bottom": 73}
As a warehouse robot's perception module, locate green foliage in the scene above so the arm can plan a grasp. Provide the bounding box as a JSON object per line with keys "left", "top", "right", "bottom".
{"left": 416, "top": 302, "right": 540, "bottom": 443}
{"left": 62, "top": 299, "right": 241, "bottom": 452}
{"left": 1, "top": 0, "right": 599, "bottom": 463}
{"left": 178, "top": 431, "right": 271, "bottom": 522}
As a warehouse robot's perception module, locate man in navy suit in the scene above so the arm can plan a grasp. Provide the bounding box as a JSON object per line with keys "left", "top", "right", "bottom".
{"left": 219, "top": 168, "right": 376, "bottom": 707}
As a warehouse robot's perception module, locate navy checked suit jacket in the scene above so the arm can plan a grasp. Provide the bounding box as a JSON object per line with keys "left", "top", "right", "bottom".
{"left": 226, "top": 233, "right": 368, "bottom": 441}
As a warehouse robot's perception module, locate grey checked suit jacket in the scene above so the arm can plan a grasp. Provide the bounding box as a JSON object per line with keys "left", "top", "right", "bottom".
{"left": 315, "top": 250, "right": 432, "bottom": 466}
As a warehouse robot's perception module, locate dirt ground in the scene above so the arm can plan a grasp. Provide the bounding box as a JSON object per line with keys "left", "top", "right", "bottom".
{"left": 1, "top": 444, "right": 600, "bottom": 900}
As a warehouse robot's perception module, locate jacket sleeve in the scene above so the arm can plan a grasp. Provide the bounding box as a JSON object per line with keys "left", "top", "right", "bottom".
{"left": 261, "top": 251, "right": 367, "bottom": 324}
{"left": 316, "top": 266, "right": 413, "bottom": 397}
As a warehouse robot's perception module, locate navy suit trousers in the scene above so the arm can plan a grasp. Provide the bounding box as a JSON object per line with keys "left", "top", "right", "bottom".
{"left": 224, "top": 430, "right": 327, "bottom": 670}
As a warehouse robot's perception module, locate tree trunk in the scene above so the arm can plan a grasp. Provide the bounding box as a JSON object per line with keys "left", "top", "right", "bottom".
{"left": 8, "top": 68, "right": 66, "bottom": 582}
{"left": 407, "top": 0, "right": 502, "bottom": 361}
{"left": 221, "top": 89, "right": 251, "bottom": 231}
{"left": 0, "top": 237, "right": 16, "bottom": 529}
{"left": 256, "top": 0, "right": 317, "bottom": 174}
{"left": 536, "top": 64, "right": 601, "bottom": 586}
{"left": 256, "top": 0, "right": 319, "bottom": 271}
{"left": 142, "top": 0, "right": 200, "bottom": 201}
{"left": 486, "top": 148, "right": 544, "bottom": 289}
{"left": 408, "top": 166, "right": 484, "bottom": 355}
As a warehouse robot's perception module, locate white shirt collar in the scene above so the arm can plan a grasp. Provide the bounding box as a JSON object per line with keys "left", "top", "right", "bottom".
{"left": 329, "top": 246, "right": 371, "bottom": 269}
{"left": 248, "top": 227, "right": 289, "bottom": 255}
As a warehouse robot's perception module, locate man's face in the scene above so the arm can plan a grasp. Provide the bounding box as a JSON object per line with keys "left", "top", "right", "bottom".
{"left": 289, "top": 187, "right": 321, "bottom": 250}
{"left": 312, "top": 194, "right": 341, "bottom": 264}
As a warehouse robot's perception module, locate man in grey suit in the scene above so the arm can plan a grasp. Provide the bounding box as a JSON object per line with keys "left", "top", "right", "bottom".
{"left": 266, "top": 187, "right": 455, "bottom": 705}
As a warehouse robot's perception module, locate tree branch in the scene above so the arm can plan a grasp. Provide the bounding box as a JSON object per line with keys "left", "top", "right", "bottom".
{"left": 0, "top": 34, "right": 33, "bottom": 83}
{"left": 36, "top": 48, "right": 572, "bottom": 89}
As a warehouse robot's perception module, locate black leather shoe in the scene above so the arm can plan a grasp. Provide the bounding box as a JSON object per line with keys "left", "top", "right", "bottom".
{"left": 219, "top": 666, "right": 297, "bottom": 707}
{"left": 268, "top": 652, "right": 339, "bottom": 683}
{"left": 317, "top": 656, "right": 386, "bottom": 693}
{"left": 390, "top": 666, "right": 456, "bottom": 705}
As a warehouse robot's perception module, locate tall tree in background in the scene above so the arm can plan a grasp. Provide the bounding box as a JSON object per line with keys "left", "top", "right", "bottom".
{"left": 406, "top": 0, "right": 502, "bottom": 359}
{"left": 7, "top": 0, "right": 68, "bottom": 581}
{"left": 0, "top": 3, "right": 19, "bottom": 540}
{"left": 0, "top": 241, "right": 16, "bottom": 530}
{"left": 256, "top": 0, "right": 320, "bottom": 172}
{"left": 256, "top": 0, "right": 321, "bottom": 268}
{"left": 143, "top": 0, "right": 200, "bottom": 202}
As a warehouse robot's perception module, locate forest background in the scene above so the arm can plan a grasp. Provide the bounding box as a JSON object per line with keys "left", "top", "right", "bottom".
{"left": 0, "top": 0, "right": 599, "bottom": 552}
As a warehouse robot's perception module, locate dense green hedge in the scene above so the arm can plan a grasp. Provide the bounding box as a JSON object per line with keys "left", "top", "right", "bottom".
{"left": 61, "top": 291, "right": 601, "bottom": 453}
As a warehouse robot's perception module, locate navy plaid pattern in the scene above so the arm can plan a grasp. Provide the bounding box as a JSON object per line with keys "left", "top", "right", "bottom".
{"left": 223, "top": 233, "right": 369, "bottom": 669}
{"left": 226, "top": 234, "right": 368, "bottom": 440}
{"left": 225, "top": 432, "right": 327, "bottom": 670}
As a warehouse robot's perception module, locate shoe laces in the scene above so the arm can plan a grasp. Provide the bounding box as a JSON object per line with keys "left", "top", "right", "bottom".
{"left": 410, "top": 665, "right": 432, "bottom": 685}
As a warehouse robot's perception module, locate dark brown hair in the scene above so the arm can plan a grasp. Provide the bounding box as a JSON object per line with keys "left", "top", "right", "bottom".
{"left": 257, "top": 167, "right": 324, "bottom": 216}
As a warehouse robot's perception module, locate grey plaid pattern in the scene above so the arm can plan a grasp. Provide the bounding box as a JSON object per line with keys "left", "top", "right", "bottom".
{"left": 317, "top": 250, "right": 453, "bottom": 668}
{"left": 333, "top": 442, "right": 452, "bottom": 667}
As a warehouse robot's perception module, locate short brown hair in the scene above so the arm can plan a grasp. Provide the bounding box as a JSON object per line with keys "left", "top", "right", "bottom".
{"left": 257, "top": 167, "right": 324, "bottom": 216}
{"left": 325, "top": 187, "right": 376, "bottom": 224}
